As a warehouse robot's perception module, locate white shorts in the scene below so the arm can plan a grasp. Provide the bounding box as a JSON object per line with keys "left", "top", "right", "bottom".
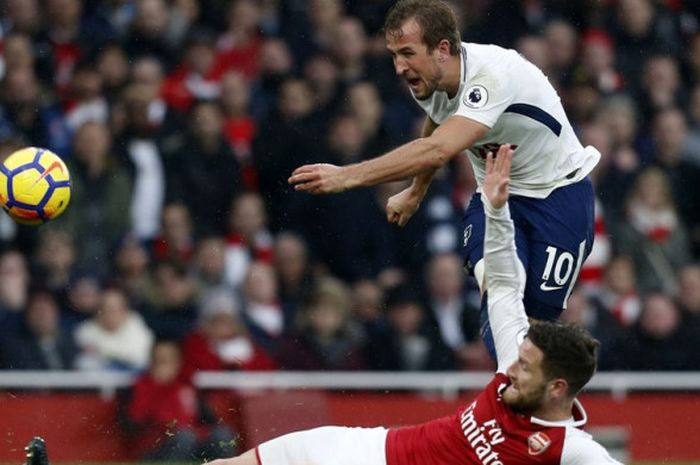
{"left": 256, "top": 426, "right": 388, "bottom": 465}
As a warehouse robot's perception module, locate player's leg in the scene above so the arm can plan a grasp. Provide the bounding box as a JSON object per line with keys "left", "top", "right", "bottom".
{"left": 516, "top": 178, "right": 595, "bottom": 319}
{"left": 208, "top": 426, "right": 388, "bottom": 465}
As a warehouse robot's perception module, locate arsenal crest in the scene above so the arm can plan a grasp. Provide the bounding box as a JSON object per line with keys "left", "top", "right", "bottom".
{"left": 528, "top": 432, "right": 551, "bottom": 455}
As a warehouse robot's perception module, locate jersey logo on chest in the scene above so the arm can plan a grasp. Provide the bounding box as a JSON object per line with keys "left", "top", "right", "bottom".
{"left": 528, "top": 432, "right": 552, "bottom": 456}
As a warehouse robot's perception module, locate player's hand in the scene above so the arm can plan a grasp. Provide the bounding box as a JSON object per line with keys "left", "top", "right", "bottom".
{"left": 386, "top": 187, "right": 420, "bottom": 227}
{"left": 482, "top": 144, "right": 513, "bottom": 210}
{"left": 288, "top": 163, "right": 348, "bottom": 194}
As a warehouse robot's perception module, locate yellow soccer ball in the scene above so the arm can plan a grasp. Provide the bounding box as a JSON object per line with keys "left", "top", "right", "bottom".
{"left": 0, "top": 147, "right": 71, "bottom": 225}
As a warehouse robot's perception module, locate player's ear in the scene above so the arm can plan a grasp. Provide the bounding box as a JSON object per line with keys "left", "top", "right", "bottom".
{"left": 436, "top": 39, "right": 451, "bottom": 60}
{"left": 548, "top": 378, "right": 569, "bottom": 400}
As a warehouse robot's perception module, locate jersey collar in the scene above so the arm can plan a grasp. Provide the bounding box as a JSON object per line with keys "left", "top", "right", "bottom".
{"left": 530, "top": 398, "right": 588, "bottom": 429}
{"left": 460, "top": 43, "right": 468, "bottom": 85}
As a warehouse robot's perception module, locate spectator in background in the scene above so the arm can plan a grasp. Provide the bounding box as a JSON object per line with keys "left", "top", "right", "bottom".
{"left": 124, "top": 0, "right": 182, "bottom": 70}
{"left": 32, "top": 228, "right": 76, "bottom": 308}
{"left": 544, "top": 19, "right": 578, "bottom": 89}
{"left": 595, "top": 256, "right": 642, "bottom": 328}
{"left": 0, "top": 249, "right": 31, "bottom": 334}
{"left": 74, "top": 287, "right": 154, "bottom": 371}
{"left": 578, "top": 29, "right": 624, "bottom": 95}
{"left": 112, "top": 235, "right": 152, "bottom": 310}
{"left": 165, "top": 101, "right": 241, "bottom": 237}
{"left": 613, "top": 167, "right": 691, "bottom": 294}
{"left": 274, "top": 232, "right": 314, "bottom": 330}
{"left": 216, "top": 0, "right": 263, "bottom": 79}
{"left": 346, "top": 81, "right": 397, "bottom": 156}
{"left": 591, "top": 96, "right": 641, "bottom": 217}
{"left": 366, "top": 285, "right": 454, "bottom": 371}
{"left": 151, "top": 202, "right": 196, "bottom": 267}
{"left": 126, "top": 56, "right": 183, "bottom": 141}
{"left": 0, "top": 67, "right": 71, "bottom": 155}
{"left": 95, "top": 45, "right": 130, "bottom": 103}
{"left": 224, "top": 192, "right": 274, "bottom": 289}
{"left": 63, "top": 63, "right": 109, "bottom": 132}
{"left": 1, "top": 0, "right": 42, "bottom": 37}
{"left": 162, "top": 31, "right": 224, "bottom": 113}
{"left": 63, "top": 274, "right": 102, "bottom": 329}
{"left": 181, "top": 289, "right": 276, "bottom": 376}
{"left": 683, "top": 84, "right": 700, "bottom": 166}
{"left": 678, "top": 264, "right": 700, "bottom": 319}
{"left": 424, "top": 253, "right": 488, "bottom": 370}
{"left": 59, "top": 121, "right": 131, "bottom": 277}
{"left": 241, "top": 261, "right": 283, "bottom": 348}
{"left": 253, "top": 77, "right": 318, "bottom": 232}
{"left": 248, "top": 38, "right": 294, "bottom": 120}
{"left": 277, "top": 277, "right": 365, "bottom": 370}
{"left": 219, "top": 71, "right": 257, "bottom": 188}
{"left": 34, "top": 0, "right": 113, "bottom": 94}
{"left": 350, "top": 279, "right": 385, "bottom": 341}
{"left": 303, "top": 53, "right": 342, "bottom": 123}
{"left": 306, "top": 0, "right": 345, "bottom": 58}
{"left": 650, "top": 108, "right": 700, "bottom": 256}
{"left": 638, "top": 55, "right": 685, "bottom": 126}
{"left": 125, "top": 340, "right": 236, "bottom": 461}
{"left": 142, "top": 261, "right": 197, "bottom": 341}
{"left": 1, "top": 33, "right": 35, "bottom": 79}
{"left": 610, "top": 293, "right": 694, "bottom": 371}
{"left": 193, "top": 236, "right": 231, "bottom": 301}
{"left": 560, "top": 287, "right": 625, "bottom": 370}
{"left": 116, "top": 83, "right": 167, "bottom": 242}
{"left": 0, "top": 291, "right": 77, "bottom": 370}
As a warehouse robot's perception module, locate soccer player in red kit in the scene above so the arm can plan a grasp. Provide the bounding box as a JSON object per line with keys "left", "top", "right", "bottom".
{"left": 208, "top": 145, "right": 622, "bottom": 465}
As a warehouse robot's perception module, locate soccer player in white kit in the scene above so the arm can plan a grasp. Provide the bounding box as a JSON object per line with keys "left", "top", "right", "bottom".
{"left": 289, "top": 0, "right": 600, "bottom": 356}
{"left": 213, "top": 145, "right": 622, "bottom": 465}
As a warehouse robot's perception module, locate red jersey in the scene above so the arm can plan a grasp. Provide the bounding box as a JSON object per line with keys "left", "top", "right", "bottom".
{"left": 387, "top": 373, "right": 616, "bottom": 465}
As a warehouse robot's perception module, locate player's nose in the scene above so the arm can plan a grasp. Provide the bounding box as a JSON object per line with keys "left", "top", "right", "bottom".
{"left": 394, "top": 58, "right": 408, "bottom": 75}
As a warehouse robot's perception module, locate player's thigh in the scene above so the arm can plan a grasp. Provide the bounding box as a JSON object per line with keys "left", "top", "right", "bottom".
{"left": 514, "top": 179, "right": 595, "bottom": 318}
{"left": 257, "top": 426, "right": 388, "bottom": 465}
{"left": 462, "top": 194, "right": 530, "bottom": 281}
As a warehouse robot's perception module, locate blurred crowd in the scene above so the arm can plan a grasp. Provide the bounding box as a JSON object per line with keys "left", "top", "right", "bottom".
{"left": 1, "top": 0, "right": 700, "bottom": 389}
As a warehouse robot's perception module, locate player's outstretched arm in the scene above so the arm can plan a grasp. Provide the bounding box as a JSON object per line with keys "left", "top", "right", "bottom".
{"left": 288, "top": 116, "right": 488, "bottom": 194}
{"left": 481, "top": 145, "right": 530, "bottom": 374}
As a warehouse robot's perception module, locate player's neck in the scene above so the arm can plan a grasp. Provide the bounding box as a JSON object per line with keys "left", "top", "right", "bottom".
{"left": 441, "top": 55, "right": 462, "bottom": 99}
{"left": 532, "top": 400, "right": 574, "bottom": 423}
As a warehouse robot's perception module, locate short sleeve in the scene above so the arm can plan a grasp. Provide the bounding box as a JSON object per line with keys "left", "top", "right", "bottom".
{"left": 455, "top": 71, "right": 515, "bottom": 128}
{"left": 561, "top": 429, "right": 625, "bottom": 465}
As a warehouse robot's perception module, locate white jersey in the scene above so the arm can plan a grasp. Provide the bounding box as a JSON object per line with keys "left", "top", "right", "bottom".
{"left": 413, "top": 42, "right": 600, "bottom": 198}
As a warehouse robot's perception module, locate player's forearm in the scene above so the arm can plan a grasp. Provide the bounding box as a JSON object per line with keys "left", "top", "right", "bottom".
{"left": 344, "top": 138, "right": 450, "bottom": 188}
{"left": 407, "top": 168, "right": 438, "bottom": 203}
{"left": 482, "top": 195, "right": 530, "bottom": 372}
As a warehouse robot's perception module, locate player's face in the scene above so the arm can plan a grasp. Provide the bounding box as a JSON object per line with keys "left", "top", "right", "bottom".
{"left": 503, "top": 339, "right": 549, "bottom": 415}
{"left": 386, "top": 18, "right": 443, "bottom": 100}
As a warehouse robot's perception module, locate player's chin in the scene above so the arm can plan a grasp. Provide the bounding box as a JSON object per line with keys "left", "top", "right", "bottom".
{"left": 502, "top": 385, "right": 519, "bottom": 404}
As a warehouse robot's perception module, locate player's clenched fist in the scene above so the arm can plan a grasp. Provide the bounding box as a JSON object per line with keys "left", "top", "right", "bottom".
{"left": 386, "top": 187, "right": 420, "bottom": 227}
{"left": 288, "top": 163, "right": 349, "bottom": 194}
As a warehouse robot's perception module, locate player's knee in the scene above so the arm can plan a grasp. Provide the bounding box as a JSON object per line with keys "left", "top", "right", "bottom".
{"left": 474, "top": 259, "right": 486, "bottom": 293}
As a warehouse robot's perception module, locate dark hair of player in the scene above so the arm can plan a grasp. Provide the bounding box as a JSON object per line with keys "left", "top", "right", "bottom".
{"left": 527, "top": 321, "right": 600, "bottom": 397}
{"left": 383, "top": 0, "right": 461, "bottom": 56}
